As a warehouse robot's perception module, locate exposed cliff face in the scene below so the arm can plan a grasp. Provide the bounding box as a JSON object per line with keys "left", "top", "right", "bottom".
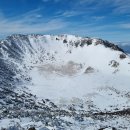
{"left": 0, "top": 34, "right": 130, "bottom": 130}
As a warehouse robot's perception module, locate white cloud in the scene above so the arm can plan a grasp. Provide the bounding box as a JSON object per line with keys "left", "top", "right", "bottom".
{"left": 77, "top": 0, "right": 130, "bottom": 15}
{"left": 120, "top": 23, "right": 130, "bottom": 29}
{"left": 0, "top": 9, "right": 69, "bottom": 35}
{"left": 57, "top": 10, "right": 84, "bottom": 17}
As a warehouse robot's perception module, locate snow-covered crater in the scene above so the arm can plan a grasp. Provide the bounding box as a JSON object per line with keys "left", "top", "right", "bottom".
{"left": 1, "top": 34, "right": 130, "bottom": 129}
{"left": 0, "top": 34, "right": 130, "bottom": 101}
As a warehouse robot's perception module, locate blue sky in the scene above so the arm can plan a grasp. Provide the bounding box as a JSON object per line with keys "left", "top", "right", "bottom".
{"left": 0, "top": 0, "right": 130, "bottom": 42}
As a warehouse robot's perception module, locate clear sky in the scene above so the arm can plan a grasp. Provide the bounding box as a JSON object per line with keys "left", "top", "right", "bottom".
{"left": 0, "top": 0, "right": 130, "bottom": 42}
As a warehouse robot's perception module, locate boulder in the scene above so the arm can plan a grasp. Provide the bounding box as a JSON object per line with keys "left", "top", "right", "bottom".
{"left": 84, "top": 66, "right": 94, "bottom": 73}
{"left": 120, "top": 54, "right": 126, "bottom": 59}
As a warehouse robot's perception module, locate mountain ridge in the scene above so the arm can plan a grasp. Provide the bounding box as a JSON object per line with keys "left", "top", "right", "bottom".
{"left": 0, "top": 34, "right": 124, "bottom": 52}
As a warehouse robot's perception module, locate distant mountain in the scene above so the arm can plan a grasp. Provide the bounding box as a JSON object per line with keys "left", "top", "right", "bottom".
{"left": 117, "top": 42, "right": 130, "bottom": 54}
{"left": 0, "top": 34, "right": 130, "bottom": 130}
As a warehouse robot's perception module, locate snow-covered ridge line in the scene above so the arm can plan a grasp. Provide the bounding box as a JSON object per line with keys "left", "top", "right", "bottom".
{"left": 1, "top": 34, "right": 124, "bottom": 52}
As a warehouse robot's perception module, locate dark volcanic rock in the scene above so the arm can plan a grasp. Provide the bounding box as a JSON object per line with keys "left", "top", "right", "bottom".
{"left": 109, "top": 60, "right": 119, "bottom": 68}
{"left": 84, "top": 66, "right": 94, "bottom": 73}
{"left": 120, "top": 53, "right": 126, "bottom": 59}
{"left": 28, "top": 127, "right": 36, "bottom": 130}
